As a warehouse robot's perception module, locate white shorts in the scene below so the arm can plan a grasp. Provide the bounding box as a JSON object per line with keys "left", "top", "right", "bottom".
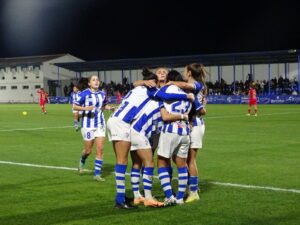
{"left": 157, "top": 131, "right": 190, "bottom": 159}
{"left": 130, "top": 129, "right": 151, "bottom": 151}
{"left": 81, "top": 126, "right": 106, "bottom": 141}
{"left": 190, "top": 124, "right": 205, "bottom": 149}
{"left": 107, "top": 117, "right": 131, "bottom": 142}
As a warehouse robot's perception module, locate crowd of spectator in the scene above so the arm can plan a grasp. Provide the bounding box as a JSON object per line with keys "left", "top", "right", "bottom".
{"left": 207, "top": 76, "right": 299, "bottom": 96}
{"left": 65, "top": 75, "right": 298, "bottom": 98}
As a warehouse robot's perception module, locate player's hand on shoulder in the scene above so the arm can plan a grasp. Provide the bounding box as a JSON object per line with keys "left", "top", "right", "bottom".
{"left": 187, "top": 93, "right": 195, "bottom": 102}
{"left": 143, "top": 80, "right": 156, "bottom": 88}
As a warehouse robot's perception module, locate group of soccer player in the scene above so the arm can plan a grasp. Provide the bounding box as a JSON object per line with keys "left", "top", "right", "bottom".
{"left": 72, "top": 63, "right": 207, "bottom": 209}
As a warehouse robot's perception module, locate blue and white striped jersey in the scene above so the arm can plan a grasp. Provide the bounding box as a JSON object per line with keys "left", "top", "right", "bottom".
{"left": 193, "top": 81, "right": 205, "bottom": 126}
{"left": 131, "top": 100, "right": 163, "bottom": 139}
{"left": 159, "top": 85, "right": 192, "bottom": 135}
{"left": 70, "top": 91, "right": 79, "bottom": 104}
{"left": 112, "top": 86, "right": 189, "bottom": 124}
{"left": 74, "top": 89, "right": 107, "bottom": 128}
{"left": 112, "top": 86, "right": 153, "bottom": 124}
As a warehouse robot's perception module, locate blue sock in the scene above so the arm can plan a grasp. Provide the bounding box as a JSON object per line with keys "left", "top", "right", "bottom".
{"left": 74, "top": 121, "right": 78, "bottom": 127}
{"left": 131, "top": 168, "right": 141, "bottom": 198}
{"left": 94, "top": 158, "right": 103, "bottom": 176}
{"left": 115, "top": 164, "right": 127, "bottom": 204}
{"left": 189, "top": 176, "right": 198, "bottom": 192}
{"left": 143, "top": 167, "right": 154, "bottom": 199}
{"left": 80, "top": 154, "right": 88, "bottom": 164}
{"left": 158, "top": 167, "right": 172, "bottom": 199}
{"left": 177, "top": 167, "right": 188, "bottom": 200}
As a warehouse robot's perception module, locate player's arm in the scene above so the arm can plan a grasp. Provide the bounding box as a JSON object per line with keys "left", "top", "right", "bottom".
{"left": 160, "top": 108, "right": 188, "bottom": 122}
{"left": 73, "top": 104, "right": 94, "bottom": 111}
{"left": 166, "top": 81, "right": 195, "bottom": 91}
{"left": 166, "top": 81, "right": 203, "bottom": 93}
{"left": 195, "top": 95, "right": 206, "bottom": 116}
{"left": 152, "top": 86, "right": 195, "bottom": 102}
{"left": 103, "top": 104, "right": 115, "bottom": 111}
{"left": 133, "top": 79, "right": 157, "bottom": 88}
{"left": 73, "top": 93, "right": 94, "bottom": 111}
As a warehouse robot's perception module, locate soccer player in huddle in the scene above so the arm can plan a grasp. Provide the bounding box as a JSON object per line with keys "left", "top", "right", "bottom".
{"left": 156, "top": 70, "right": 195, "bottom": 205}
{"left": 107, "top": 68, "right": 194, "bottom": 209}
{"left": 168, "top": 63, "right": 207, "bottom": 202}
{"left": 37, "top": 88, "right": 49, "bottom": 114}
{"left": 74, "top": 75, "right": 114, "bottom": 181}
{"left": 129, "top": 68, "right": 193, "bottom": 208}
{"left": 247, "top": 82, "right": 258, "bottom": 116}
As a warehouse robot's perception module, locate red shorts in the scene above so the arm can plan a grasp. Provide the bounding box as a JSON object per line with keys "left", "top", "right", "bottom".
{"left": 249, "top": 99, "right": 257, "bottom": 105}
{"left": 40, "top": 100, "right": 46, "bottom": 106}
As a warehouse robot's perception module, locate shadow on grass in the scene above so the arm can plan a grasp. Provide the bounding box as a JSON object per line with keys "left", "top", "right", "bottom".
{"left": 0, "top": 200, "right": 169, "bottom": 225}
{"left": 102, "top": 163, "right": 116, "bottom": 178}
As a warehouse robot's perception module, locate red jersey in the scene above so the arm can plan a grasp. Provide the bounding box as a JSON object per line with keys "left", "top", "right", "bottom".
{"left": 116, "top": 91, "right": 121, "bottom": 104}
{"left": 37, "top": 90, "right": 49, "bottom": 103}
{"left": 248, "top": 87, "right": 257, "bottom": 105}
{"left": 249, "top": 88, "right": 256, "bottom": 100}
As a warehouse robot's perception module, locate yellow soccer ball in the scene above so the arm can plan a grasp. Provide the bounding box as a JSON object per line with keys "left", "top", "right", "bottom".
{"left": 22, "top": 111, "right": 28, "bottom": 116}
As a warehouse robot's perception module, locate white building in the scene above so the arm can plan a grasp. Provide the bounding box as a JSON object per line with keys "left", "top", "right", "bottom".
{"left": 0, "top": 54, "right": 84, "bottom": 103}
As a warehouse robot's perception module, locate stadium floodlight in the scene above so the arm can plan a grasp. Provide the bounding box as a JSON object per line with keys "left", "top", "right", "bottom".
{"left": 287, "top": 49, "right": 297, "bottom": 54}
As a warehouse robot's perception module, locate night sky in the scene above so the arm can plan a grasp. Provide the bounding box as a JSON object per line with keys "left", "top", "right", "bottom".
{"left": 1, "top": 0, "right": 300, "bottom": 60}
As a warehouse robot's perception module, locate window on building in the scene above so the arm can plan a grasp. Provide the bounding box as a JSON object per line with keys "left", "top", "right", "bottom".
{"left": 13, "top": 76, "right": 16, "bottom": 80}
{"left": 11, "top": 86, "right": 18, "bottom": 90}
{"left": 24, "top": 76, "right": 28, "bottom": 79}
{"left": 36, "top": 76, "right": 40, "bottom": 79}
{"left": 0, "top": 86, "right": 6, "bottom": 90}
{"left": 35, "top": 85, "right": 41, "bottom": 89}
{"left": 1, "top": 77, "right": 5, "bottom": 80}
{"left": 23, "top": 85, "right": 29, "bottom": 89}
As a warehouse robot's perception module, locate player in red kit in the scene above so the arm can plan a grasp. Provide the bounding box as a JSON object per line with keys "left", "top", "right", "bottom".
{"left": 37, "top": 88, "right": 49, "bottom": 114}
{"left": 247, "top": 82, "right": 258, "bottom": 116}
{"left": 116, "top": 90, "right": 121, "bottom": 105}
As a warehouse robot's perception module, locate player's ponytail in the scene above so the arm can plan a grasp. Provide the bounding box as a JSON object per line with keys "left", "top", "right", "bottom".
{"left": 142, "top": 67, "right": 158, "bottom": 81}
{"left": 187, "top": 63, "right": 208, "bottom": 96}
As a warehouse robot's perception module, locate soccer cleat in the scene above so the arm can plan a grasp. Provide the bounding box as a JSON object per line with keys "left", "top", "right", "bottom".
{"left": 164, "top": 195, "right": 176, "bottom": 207}
{"left": 246, "top": 113, "right": 251, "bottom": 116}
{"left": 144, "top": 198, "right": 164, "bottom": 207}
{"left": 115, "top": 202, "right": 138, "bottom": 209}
{"left": 93, "top": 175, "right": 105, "bottom": 181}
{"left": 185, "top": 192, "right": 200, "bottom": 203}
{"left": 133, "top": 196, "right": 145, "bottom": 205}
{"left": 78, "top": 161, "right": 85, "bottom": 174}
{"left": 254, "top": 113, "right": 258, "bottom": 117}
{"left": 176, "top": 198, "right": 184, "bottom": 205}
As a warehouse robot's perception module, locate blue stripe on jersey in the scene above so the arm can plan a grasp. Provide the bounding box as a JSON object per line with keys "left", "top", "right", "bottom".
{"left": 193, "top": 116, "right": 204, "bottom": 126}
{"left": 193, "top": 81, "right": 203, "bottom": 94}
{"left": 133, "top": 107, "right": 160, "bottom": 133}
{"left": 75, "top": 89, "right": 106, "bottom": 129}
{"left": 122, "top": 97, "right": 150, "bottom": 123}
{"left": 178, "top": 127, "right": 183, "bottom": 135}
{"left": 160, "top": 85, "right": 192, "bottom": 135}
{"left": 154, "top": 86, "right": 188, "bottom": 101}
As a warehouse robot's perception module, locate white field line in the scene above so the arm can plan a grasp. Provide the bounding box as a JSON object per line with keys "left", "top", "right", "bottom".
{"left": 205, "top": 111, "right": 300, "bottom": 119}
{"left": 0, "top": 126, "right": 73, "bottom": 132}
{"left": 0, "top": 160, "right": 299, "bottom": 194}
{"left": 1, "top": 111, "right": 298, "bottom": 132}
{"left": 0, "top": 160, "right": 91, "bottom": 172}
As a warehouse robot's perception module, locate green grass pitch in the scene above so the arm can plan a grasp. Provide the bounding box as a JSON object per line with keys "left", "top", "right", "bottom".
{"left": 0, "top": 104, "right": 299, "bottom": 225}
